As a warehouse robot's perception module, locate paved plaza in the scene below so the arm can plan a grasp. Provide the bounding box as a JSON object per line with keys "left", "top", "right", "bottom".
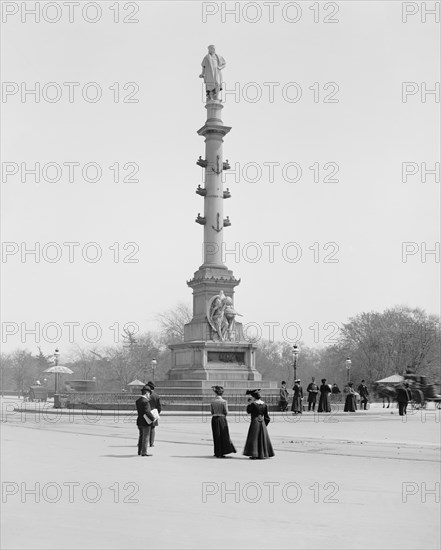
{"left": 1, "top": 398, "right": 440, "bottom": 550}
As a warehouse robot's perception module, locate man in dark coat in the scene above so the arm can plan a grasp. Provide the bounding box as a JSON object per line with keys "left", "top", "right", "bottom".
{"left": 146, "top": 381, "right": 162, "bottom": 447}
{"left": 306, "top": 377, "right": 319, "bottom": 411}
{"left": 396, "top": 382, "right": 412, "bottom": 416}
{"left": 357, "top": 380, "right": 370, "bottom": 410}
{"left": 136, "top": 386, "right": 155, "bottom": 456}
{"left": 278, "top": 381, "right": 289, "bottom": 412}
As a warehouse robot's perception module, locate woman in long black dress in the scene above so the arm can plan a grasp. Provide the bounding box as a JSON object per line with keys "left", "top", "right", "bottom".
{"left": 243, "top": 390, "right": 275, "bottom": 459}
{"left": 291, "top": 379, "right": 303, "bottom": 414}
{"left": 344, "top": 382, "right": 357, "bottom": 412}
{"left": 210, "top": 386, "right": 236, "bottom": 458}
{"left": 318, "top": 379, "right": 332, "bottom": 412}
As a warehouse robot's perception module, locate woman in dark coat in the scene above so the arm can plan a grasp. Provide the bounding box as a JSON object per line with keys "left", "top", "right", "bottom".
{"left": 344, "top": 382, "right": 357, "bottom": 412}
{"left": 210, "top": 386, "right": 236, "bottom": 458}
{"left": 318, "top": 379, "right": 332, "bottom": 412}
{"left": 243, "top": 390, "right": 275, "bottom": 459}
{"left": 291, "top": 379, "right": 303, "bottom": 414}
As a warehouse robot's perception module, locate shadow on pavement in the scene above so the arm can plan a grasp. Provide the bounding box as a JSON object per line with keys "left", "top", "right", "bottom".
{"left": 170, "top": 455, "right": 240, "bottom": 459}
{"left": 100, "top": 454, "right": 139, "bottom": 458}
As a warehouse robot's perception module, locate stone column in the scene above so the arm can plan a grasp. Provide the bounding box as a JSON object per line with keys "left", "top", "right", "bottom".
{"left": 197, "top": 100, "right": 231, "bottom": 269}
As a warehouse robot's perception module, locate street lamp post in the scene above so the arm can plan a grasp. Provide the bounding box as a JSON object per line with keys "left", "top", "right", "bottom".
{"left": 292, "top": 345, "right": 300, "bottom": 382}
{"left": 345, "top": 357, "right": 352, "bottom": 384}
{"left": 151, "top": 359, "right": 157, "bottom": 384}
{"left": 54, "top": 348, "right": 60, "bottom": 394}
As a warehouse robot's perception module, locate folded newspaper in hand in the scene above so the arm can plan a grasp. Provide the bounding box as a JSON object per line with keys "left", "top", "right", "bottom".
{"left": 144, "top": 408, "right": 160, "bottom": 425}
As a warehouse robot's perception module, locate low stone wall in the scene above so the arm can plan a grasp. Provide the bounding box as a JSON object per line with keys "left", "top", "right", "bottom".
{"left": 55, "top": 392, "right": 284, "bottom": 412}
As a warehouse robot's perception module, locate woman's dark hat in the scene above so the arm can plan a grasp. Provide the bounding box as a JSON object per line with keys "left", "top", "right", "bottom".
{"left": 212, "top": 385, "right": 224, "bottom": 395}
{"left": 146, "top": 381, "right": 155, "bottom": 389}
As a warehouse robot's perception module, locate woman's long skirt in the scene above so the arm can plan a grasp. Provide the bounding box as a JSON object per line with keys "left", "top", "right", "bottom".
{"left": 211, "top": 416, "right": 236, "bottom": 457}
{"left": 344, "top": 394, "right": 357, "bottom": 412}
{"left": 318, "top": 394, "right": 331, "bottom": 413}
{"left": 291, "top": 396, "right": 302, "bottom": 413}
{"left": 243, "top": 417, "right": 275, "bottom": 459}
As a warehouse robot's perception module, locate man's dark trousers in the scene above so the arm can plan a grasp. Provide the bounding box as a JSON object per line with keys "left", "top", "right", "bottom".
{"left": 308, "top": 396, "right": 317, "bottom": 411}
{"left": 138, "top": 425, "right": 151, "bottom": 455}
{"left": 149, "top": 423, "right": 157, "bottom": 446}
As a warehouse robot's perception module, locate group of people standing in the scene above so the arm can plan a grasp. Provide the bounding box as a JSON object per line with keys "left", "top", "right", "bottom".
{"left": 134, "top": 377, "right": 415, "bottom": 461}
{"left": 210, "top": 386, "right": 274, "bottom": 460}
{"left": 136, "top": 384, "right": 275, "bottom": 460}
{"left": 135, "top": 378, "right": 376, "bottom": 460}
{"left": 279, "top": 378, "right": 371, "bottom": 413}
{"left": 135, "top": 381, "right": 162, "bottom": 456}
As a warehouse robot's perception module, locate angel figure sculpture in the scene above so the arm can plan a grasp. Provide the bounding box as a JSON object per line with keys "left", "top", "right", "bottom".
{"left": 223, "top": 296, "right": 242, "bottom": 341}
{"left": 207, "top": 291, "right": 242, "bottom": 342}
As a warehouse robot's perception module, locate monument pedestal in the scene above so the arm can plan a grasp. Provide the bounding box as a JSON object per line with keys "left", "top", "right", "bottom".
{"left": 168, "top": 340, "right": 261, "bottom": 382}
{"left": 163, "top": 266, "right": 278, "bottom": 405}
{"left": 167, "top": 264, "right": 262, "bottom": 387}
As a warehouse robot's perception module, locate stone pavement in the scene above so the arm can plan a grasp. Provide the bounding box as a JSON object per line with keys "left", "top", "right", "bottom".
{"left": 1, "top": 398, "right": 440, "bottom": 549}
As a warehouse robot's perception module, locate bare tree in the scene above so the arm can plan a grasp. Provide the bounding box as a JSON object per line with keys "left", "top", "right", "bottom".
{"left": 68, "top": 346, "right": 97, "bottom": 379}
{"left": 157, "top": 302, "right": 192, "bottom": 344}
{"left": 336, "top": 306, "right": 440, "bottom": 382}
{"left": 35, "top": 347, "right": 52, "bottom": 371}
{"left": 10, "top": 350, "right": 36, "bottom": 395}
{"left": 0, "top": 353, "right": 13, "bottom": 394}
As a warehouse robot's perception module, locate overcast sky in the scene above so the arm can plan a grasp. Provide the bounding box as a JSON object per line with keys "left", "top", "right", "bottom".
{"left": 1, "top": 0, "right": 439, "bottom": 356}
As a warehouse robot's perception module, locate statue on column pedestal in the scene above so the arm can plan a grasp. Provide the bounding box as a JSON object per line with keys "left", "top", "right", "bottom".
{"left": 199, "top": 45, "right": 226, "bottom": 101}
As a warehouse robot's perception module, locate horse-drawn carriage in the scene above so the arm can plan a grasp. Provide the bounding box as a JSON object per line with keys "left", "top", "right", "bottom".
{"left": 374, "top": 374, "right": 441, "bottom": 409}
{"left": 405, "top": 375, "right": 441, "bottom": 409}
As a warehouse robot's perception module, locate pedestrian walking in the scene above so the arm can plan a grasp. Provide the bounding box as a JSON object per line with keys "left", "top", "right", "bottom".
{"left": 357, "top": 380, "right": 369, "bottom": 410}
{"left": 291, "top": 379, "right": 303, "bottom": 414}
{"left": 306, "top": 377, "right": 319, "bottom": 411}
{"left": 243, "top": 389, "right": 274, "bottom": 459}
{"left": 331, "top": 383, "right": 341, "bottom": 404}
{"left": 344, "top": 382, "right": 357, "bottom": 412}
{"left": 278, "top": 381, "right": 289, "bottom": 412}
{"left": 135, "top": 385, "right": 155, "bottom": 457}
{"left": 396, "top": 382, "right": 412, "bottom": 416}
{"left": 210, "top": 386, "right": 236, "bottom": 458}
{"left": 318, "top": 379, "right": 332, "bottom": 412}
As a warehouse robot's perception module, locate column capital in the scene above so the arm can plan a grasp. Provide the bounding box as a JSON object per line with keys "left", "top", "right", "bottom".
{"left": 197, "top": 124, "right": 231, "bottom": 138}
